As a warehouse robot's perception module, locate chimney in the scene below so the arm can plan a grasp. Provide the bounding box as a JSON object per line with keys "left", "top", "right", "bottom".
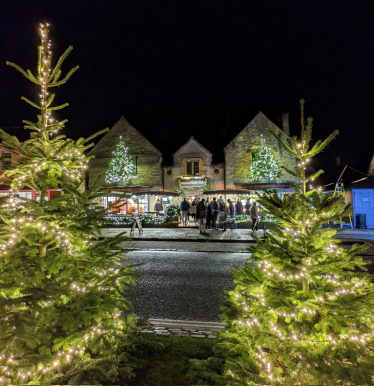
{"left": 281, "top": 113, "right": 290, "bottom": 136}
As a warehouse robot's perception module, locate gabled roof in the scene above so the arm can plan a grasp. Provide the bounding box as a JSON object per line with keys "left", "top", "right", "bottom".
{"left": 172, "top": 136, "right": 213, "bottom": 157}
{"left": 89, "top": 116, "right": 162, "bottom": 157}
{"left": 351, "top": 177, "right": 374, "bottom": 189}
{"left": 367, "top": 154, "right": 374, "bottom": 176}
{"left": 224, "top": 111, "right": 288, "bottom": 150}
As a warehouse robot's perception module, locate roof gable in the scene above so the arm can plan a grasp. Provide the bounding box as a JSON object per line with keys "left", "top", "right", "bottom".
{"left": 224, "top": 111, "right": 287, "bottom": 150}
{"left": 172, "top": 136, "right": 212, "bottom": 157}
{"left": 89, "top": 116, "right": 162, "bottom": 157}
{"left": 368, "top": 154, "right": 374, "bottom": 176}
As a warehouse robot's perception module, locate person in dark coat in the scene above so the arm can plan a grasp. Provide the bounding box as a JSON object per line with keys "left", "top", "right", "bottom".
{"left": 180, "top": 198, "right": 189, "bottom": 225}
{"left": 235, "top": 200, "right": 243, "bottom": 215}
{"left": 210, "top": 197, "right": 219, "bottom": 229}
{"left": 227, "top": 199, "right": 235, "bottom": 218}
{"left": 245, "top": 199, "right": 251, "bottom": 215}
{"left": 206, "top": 198, "right": 212, "bottom": 229}
{"left": 154, "top": 199, "right": 163, "bottom": 214}
{"left": 196, "top": 199, "right": 207, "bottom": 234}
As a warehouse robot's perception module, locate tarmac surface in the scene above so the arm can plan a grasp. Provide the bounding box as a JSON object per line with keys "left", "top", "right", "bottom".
{"left": 106, "top": 227, "right": 374, "bottom": 323}
{"left": 123, "top": 250, "right": 248, "bottom": 322}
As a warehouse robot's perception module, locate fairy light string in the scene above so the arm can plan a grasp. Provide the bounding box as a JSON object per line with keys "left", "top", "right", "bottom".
{"left": 223, "top": 101, "right": 374, "bottom": 384}
{"left": 0, "top": 23, "right": 137, "bottom": 385}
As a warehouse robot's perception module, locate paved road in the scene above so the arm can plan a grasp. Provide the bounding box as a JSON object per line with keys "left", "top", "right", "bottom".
{"left": 123, "top": 250, "right": 249, "bottom": 322}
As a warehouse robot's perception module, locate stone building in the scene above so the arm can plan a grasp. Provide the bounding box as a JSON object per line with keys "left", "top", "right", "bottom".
{"left": 88, "top": 116, "right": 163, "bottom": 212}
{"left": 163, "top": 136, "right": 224, "bottom": 198}
{"left": 224, "top": 112, "right": 298, "bottom": 191}
{"left": 88, "top": 111, "right": 298, "bottom": 212}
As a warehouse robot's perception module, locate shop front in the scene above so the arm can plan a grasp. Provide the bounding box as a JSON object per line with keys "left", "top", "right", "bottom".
{"left": 179, "top": 176, "right": 208, "bottom": 200}
{"left": 99, "top": 186, "right": 152, "bottom": 214}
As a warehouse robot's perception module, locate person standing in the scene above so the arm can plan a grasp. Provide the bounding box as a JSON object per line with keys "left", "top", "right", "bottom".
{"left": 196, "top": 199, "right": 207, "bottom": 234}
{"left": 245, "top": 199, "right": 251, "bottom": 215}
{"left": 227, "top": 199, "right": 235, "bottom": 218}
{"left": 154, "top": 199, "right": 163, "bottom": 214}
{"left": 220, "top": 201, "right": 230, "bottom": 232}
{"left": 210, "top": 197, "right": 219, "bottom": 229}
{"left": 250, "top": 201, "right": 259, "bottom": 232}
{"left": 235, "top": 199, "right": 243, "bottom": 215}
{"left": 217, "top": 195, "right": 225, "bottom": 205}
{"left": 180, "top": 198, "right": 189, "bottom": 225}
{"left": 206, "top": 198, "right": 212, "bottom": 229}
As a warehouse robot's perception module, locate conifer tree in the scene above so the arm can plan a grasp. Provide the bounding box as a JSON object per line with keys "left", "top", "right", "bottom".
{"left": 215, "top": 100, "right": 374, "bottom": 385}
{"left": 0, "top": 23, "right": 143, "bottom": 385}
{"left": 105, "top": 139, "right": 137, "bottom": 184}
{"left": 246, "top": 136, "right": 281, "bottom": 181}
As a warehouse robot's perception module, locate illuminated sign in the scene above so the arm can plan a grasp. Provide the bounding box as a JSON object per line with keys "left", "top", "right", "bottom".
{"left": 179, "top": 177, "right": 207, "bottom": 189}
{"left": 235, "top": 183, "right": 291, "bottom": 189}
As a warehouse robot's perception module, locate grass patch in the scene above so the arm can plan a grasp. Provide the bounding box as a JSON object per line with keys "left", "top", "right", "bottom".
{"left": 129, "top": 334, "right": 217, "bottom": 386}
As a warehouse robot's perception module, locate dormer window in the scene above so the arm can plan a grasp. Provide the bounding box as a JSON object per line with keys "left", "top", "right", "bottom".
{"left": 186, "top": 160, "right": 199, "bottom": 175}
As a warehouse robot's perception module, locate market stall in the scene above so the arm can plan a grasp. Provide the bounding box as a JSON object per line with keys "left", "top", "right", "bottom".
{"left": 130, "top": 191, "right": 179, "bottom": 215}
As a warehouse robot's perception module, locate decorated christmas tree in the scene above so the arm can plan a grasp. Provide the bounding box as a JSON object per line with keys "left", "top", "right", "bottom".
{"left": 0, "top": 23, "right": 144, "bottom": 385}
{"left": 105, "top": 139, "right": 137, "bottom": 184}
{"left": 246, "top": 136, "right": 281, "bottom": 181}
{"left": 211, "top": 100, "right": 374, "bottom": 385}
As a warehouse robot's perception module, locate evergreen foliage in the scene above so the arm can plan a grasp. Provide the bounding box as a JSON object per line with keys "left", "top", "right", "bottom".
{"left": 0, "top": 23, "right": 143, "bottom": 384}
{"left": 211, "top": 100, "right": 374, "bottom": 385}
{"left": 246, "top": 136, "right": 281, "bottom": 181}
{"left": 165, "top": 204, "right": 180, "bottom": 218}
{"left": 105, "top": 140, "right": 137, "bottom": 185}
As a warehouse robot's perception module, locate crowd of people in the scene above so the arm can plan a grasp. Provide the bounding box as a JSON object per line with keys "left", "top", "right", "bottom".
{"left": 178, "top": 196, "right": 260, "bottom": 235}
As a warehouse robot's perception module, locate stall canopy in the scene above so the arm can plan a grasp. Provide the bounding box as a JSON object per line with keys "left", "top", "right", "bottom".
{"left": 131, "top": 191, "right": 179, "bottom": 197}
{"left": 202, "top": 189, "right": 252, "bottom": 195}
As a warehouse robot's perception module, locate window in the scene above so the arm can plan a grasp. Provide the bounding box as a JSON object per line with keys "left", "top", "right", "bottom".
{"left": 193, "top": 162, "right": 199, "bottom": 175}
{"left": 18, "top": 192, "right": 32, "bottom": 200}
{"left": 2, "top": 152, "right": 11, "bottom": 169}
{"left": 186, "top": 160, "right": 200, "bottom": 175}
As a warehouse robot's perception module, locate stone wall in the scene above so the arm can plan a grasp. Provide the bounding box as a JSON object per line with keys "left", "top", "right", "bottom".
{"left": 88, "top": 116, "right": 162, "bottom": 189}
{"left": 224, "top": 112, "right": 298, "bottom": 188}
{"left": 163, "top": 137, "right": 225, "bottom": 194}
{"left": 88, "top": 156, "right": 162, "bottom": 188}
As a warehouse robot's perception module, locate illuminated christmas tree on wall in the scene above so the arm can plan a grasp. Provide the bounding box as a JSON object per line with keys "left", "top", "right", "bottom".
{"left": 105, "top": 139, "right": 137, "bottom": 185}
{"left": 246, "top": 136, "right": 281, "bottom": 181}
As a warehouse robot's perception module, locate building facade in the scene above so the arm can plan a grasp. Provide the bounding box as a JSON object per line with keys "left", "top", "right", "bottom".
{"left": 0, "top": 146, "right": 61, "bottom": 200}
{"left": 88, "top": 111, "right": 298, "bottom": 212}
{"left": 163, "top": 136, "right": 225, "bottom": 199}
{"left": 224, "top": 112, "right": 298, "bottom": 191}
{"left": 88, "top": 116, "right": 163, "bottom": 212}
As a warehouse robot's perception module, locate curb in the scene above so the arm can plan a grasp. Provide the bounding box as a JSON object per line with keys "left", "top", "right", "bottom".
{"left": 143, "top": 318, "right": 226, "bottom": 338}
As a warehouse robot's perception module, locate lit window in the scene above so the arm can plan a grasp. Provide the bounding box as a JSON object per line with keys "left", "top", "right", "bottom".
{"left": 2, "top": 152, "right": 11, "bottom": 170}
{"left": 193, "top": 162, "right": 199, "bottom": 175}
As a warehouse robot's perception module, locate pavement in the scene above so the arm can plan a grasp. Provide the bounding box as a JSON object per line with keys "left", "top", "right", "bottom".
{"left": 333, "top": 228, "right": 374, "bottom": 243}
{"left": 102, "top": 227, "right": 262, "bottom": 242}
{"left": 102, "top": 227, "right": 374, "bottom": 243}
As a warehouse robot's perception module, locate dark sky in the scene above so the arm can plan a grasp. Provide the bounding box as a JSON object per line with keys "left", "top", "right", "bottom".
{"left": 1, "top": 0, "right": 374, "bottom": 186}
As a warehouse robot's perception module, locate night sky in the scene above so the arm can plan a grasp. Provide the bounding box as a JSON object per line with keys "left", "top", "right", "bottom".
{"left": 1, "top": 0, "right": 374, "bottom": 187}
